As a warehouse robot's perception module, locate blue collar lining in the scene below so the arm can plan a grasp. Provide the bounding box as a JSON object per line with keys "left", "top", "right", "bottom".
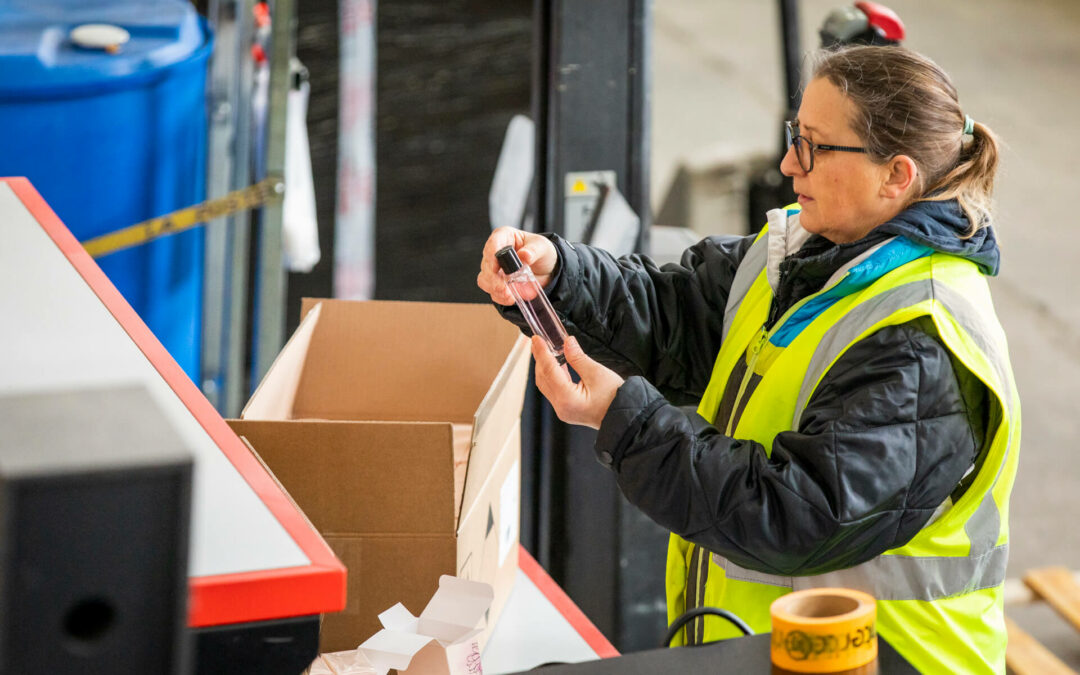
{"left": 770, "top": 237, "right": 932, "bottom": 348}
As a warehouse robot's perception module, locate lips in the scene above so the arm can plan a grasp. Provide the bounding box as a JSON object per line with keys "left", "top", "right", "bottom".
{"left": 797, "top": 193, "right": 814, "bottom": 205}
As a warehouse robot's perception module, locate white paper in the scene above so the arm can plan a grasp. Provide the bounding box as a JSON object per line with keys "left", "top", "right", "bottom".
{"left": 489, "top": 115, "right": 534, "bottom": 231}
{"left": 283, "top": 78, "right": 321, "bottom": 272}
{"left": 445, "top": 638, "right": 484, "bottom": 675}
{"left": 419, "top": 576, "right": 493, "bottom": 643}
{"left": 356, "top": 576, "right": 494, "bottom": 674}
{"left": 588, "top": 185, "right": 640, "bottom": 258}
{"left": 499, "top": 461, "right": 520, "bottom": 566}
{"left": 378, "top": 602, "right": 419, "bottom": 632}
{"left": 357, "top": 630, "right": 433, "bottom": 672}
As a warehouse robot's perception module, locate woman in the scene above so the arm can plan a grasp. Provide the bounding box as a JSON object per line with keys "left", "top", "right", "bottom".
{"left": 478, "top": 45, "right": 1017, "bottom": 674}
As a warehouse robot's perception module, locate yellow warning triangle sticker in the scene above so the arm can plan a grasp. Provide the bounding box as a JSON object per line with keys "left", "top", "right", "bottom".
{"left": 571, "top": 179, "right": 588, "bottom": 194}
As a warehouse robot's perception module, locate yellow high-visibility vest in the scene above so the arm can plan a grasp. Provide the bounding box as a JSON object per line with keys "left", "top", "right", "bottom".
{"left": 666, "top": 220, "right": 1019, "bottom": 674}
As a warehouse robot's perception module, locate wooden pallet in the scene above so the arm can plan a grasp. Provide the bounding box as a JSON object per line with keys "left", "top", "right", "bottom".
{"left": 1006, "top": 567, "right": 1080, "bottom": 675}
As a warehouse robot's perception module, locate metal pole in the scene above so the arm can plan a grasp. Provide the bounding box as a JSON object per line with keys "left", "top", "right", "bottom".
{"left": 529, "top": 0, "right": 657, "bottom": 650}
{"left": 253, "top": 0, "right": 293, "bottom": 386}
{"left": 203, "top": 0, "right": 257, "bottom": 417}
{"left": 202, "top": 0, "right": 231, "bottom": 411}
{"left": 224, "top": 0, "right": 258, "bottom": 416}
{"left": 779, "top": 0, "right": 802, "bottom": 120}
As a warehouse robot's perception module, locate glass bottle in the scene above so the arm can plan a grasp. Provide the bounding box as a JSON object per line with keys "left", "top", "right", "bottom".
{"left": 496, "top": 246, "right": 569, "bottom": 365}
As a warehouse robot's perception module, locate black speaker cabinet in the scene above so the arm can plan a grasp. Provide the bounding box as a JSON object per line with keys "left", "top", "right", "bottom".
{"left": 0, "top": 386, "right": 193, "bottom": 674}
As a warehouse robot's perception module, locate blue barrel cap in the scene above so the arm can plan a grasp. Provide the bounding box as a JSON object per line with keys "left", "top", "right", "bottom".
{"left": 0, "top": 0, "right": 207, "bottom": 97}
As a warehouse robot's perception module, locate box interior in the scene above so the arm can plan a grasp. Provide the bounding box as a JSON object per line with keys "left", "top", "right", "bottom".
{"left": 289, "top": 299, "right": 523, "bottom": 424}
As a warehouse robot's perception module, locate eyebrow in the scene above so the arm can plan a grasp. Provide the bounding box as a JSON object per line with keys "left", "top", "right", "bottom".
{"left": 796, "top": 120, "right": 820, "bottom": 134}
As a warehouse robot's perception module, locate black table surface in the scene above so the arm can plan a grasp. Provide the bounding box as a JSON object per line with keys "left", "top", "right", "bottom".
{"left": 507, "top": 633, "right": 919, "bottom": 674}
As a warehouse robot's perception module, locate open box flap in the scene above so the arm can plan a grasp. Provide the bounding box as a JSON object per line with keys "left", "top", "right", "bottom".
{"left": 242, "top": 302, "right": 323, "bottom": 420}
{"left": 357, "top": 630, "right": 436, "bottom": 674}
{"left": 378, "top": 603, "right": 420, "bottom": 633}
{"left": 417, "top": 575, "right": 493, "bottom": 644}
{"left": 457, "top": 334, "right": 530, "bottom": 530}
{"left": 295, "top": 299, "right": 521, "bottom": 424}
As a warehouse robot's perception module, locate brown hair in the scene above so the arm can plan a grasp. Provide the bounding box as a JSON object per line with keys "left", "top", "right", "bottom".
{"left": 811, "top": 45, "right": 999, "bottom": 236}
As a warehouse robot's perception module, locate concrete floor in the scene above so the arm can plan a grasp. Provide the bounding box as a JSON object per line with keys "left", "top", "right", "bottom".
{"left": 652, "top": 0, "right": 1080, "bottom": 665}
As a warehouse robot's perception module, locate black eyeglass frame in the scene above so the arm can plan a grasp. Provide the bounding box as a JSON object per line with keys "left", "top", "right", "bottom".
{"left": 784, "top": 120, "right": 868, "bottom": 173}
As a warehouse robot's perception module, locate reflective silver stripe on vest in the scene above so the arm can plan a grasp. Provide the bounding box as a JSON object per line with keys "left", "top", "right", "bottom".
{"left": 793, "top": 280, "right": 933, "bottom": 426}
{"left": 793, "top": 279, "right": 1016, "bottom": 427}
{"left": 746, "top": 274, "right": 1016, "bottom": 602}
{"left": 712, "top": 543, "right": 1009, "bottom": 602}
{"left": 711, "top": 553, "right": 793, "bottom": 589}
{"left": 792, "top": 276, "right": 1017, "bottom": 490}
{"left": 918, "top": 282, "right": 1018, "bottom": 495}
{"left": 722, "top": 235, "right": 769, "bottom": 342}
{"left": 932, "top": 283, "right": 1016, "bottom": 410}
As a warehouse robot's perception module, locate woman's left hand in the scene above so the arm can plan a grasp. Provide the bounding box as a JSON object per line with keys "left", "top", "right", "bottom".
{"left": 531, "top": 335, "right": 624, "bottom": 430}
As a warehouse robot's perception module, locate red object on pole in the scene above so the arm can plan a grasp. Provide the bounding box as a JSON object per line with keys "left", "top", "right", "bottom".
{"left": 855, "top": 1, "right": 905, "bottom": 41}
{"left": 253, "top": 1, "right": 271, "bottom": 28}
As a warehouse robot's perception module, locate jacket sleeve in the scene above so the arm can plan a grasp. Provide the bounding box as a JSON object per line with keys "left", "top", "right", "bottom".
{"left": 594, "top": 319, "right": 986, "bottom": 576}
{"left": 497, "top": 233, "right": 755, "bottom": 406}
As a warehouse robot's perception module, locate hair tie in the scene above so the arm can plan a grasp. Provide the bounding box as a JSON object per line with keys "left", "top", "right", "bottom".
{"left": 963, "top": 115, "right": 975, "bottom": 136}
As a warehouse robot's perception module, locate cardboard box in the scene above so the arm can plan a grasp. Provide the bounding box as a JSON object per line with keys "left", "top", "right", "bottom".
{"left": 228, "top": 299, "right": 530, "bottom": 652}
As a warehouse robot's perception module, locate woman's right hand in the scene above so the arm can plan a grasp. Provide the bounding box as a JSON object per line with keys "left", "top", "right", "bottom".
{"left": 477, "top": 226, "right": 559, "bottom": 306}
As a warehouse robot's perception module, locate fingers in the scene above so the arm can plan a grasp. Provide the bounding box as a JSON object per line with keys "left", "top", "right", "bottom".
{"left": 517, "top": 237, "right": 558, "bottom": 281}
{"left": 530, "top": 335, "right": 623, "bottom": 430}
{"left": 516, "top": 242, "right": 546, "bottom": 267}
{"left": 482, "top": 226, "right": 524, "bottom": 261}
{"left": 533, "top": 335, "right": 587, "bottom": 424}
{"left": 531, "top": 336, "right": 572, "bottom": 402}
{"left": 559, "top": 337, "right": 624, "bottom": 428}
{"left": 477, "top": 227, "right": 525, "bottom": 305}
{"left": 476, "top": 270, "right": 516, "bottom": 306}
{"left": 561, "top": 336, "right": 589, "bottom": 371}
{"left": 561, "top": 336, "right": 608, "bottom": 387}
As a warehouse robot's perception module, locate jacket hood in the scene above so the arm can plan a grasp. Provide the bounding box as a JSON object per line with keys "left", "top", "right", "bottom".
{"left": 876, "top": 200, "right": 1000, "bottom": 276}
{"left": 762, "top": 199, "right": 1001, "bottom": 334}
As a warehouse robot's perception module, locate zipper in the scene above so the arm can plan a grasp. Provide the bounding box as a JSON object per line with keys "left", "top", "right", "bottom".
{"left": 723, "top": 272, "right": 849, "bottom": 436}
{"left": 725, "top": 329, "right": 768, "bottom": 435}
{"left": 687, "top": 273, "right": 856, "bottom": 644}
{"left": 692, "top": 544, "right": 707, "bottom": 644}
{"left": 682, "top": 543, "right": 709, "bottom": 645}
{"left": 682, "top": 544, "right": 697, "bottom": 644}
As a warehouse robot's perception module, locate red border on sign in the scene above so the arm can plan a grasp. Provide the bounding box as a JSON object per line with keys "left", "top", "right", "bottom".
{"left": 518, "top": 544, "right": 619, "bottom": 658}
{"left": 4, "top": 177, "right": 346, "bottom": 627}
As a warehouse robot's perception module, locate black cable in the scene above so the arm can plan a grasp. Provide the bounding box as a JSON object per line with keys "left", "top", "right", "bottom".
{"left": 662, "top": 606, "right": 754, "bottom": 647}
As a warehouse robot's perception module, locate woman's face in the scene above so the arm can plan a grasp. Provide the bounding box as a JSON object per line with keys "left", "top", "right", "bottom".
{"left": 780, "top": 78, "right": 899, "bottom": 243}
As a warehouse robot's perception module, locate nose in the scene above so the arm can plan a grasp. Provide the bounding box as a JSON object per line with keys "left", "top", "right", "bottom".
{"left": 780, "top": 142, "right": 804, "bottom": 178}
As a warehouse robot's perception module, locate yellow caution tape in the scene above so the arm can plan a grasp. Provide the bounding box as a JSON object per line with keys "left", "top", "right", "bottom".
{"left": 770, "top": 588, "right": 877, "bottom": 673}
{"left": 82, "top": 176, "right": 284, "bottom": 258}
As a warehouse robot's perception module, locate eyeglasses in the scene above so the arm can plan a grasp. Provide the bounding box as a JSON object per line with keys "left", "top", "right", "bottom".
{"left": 784, "top": 120, "right": 868, "bottom": 173}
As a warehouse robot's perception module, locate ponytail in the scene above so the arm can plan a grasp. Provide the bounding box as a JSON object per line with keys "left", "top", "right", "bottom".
{"left": 921, "top": 120, "right": 1000, "bottom": 237}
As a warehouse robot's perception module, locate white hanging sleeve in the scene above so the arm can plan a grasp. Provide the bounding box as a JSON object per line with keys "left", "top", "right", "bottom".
{"left": 283, "top": 61, "right": 321, "bottom": 272}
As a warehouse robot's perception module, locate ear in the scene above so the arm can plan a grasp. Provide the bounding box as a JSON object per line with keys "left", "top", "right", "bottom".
{"left": 880, "top": 155, "right": 918, "bottom": 200}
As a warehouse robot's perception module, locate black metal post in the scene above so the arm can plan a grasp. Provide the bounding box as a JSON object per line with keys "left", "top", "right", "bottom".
{"left": 527, "top": 0, "right": 662, "bottom": 651}
{"left": 779, "top": 0, "right": 803, "bottom": 123}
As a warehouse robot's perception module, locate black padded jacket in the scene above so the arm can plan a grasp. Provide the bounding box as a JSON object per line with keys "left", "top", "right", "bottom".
{"left": 497, "top": 200, "right": 999, "bottom": 576}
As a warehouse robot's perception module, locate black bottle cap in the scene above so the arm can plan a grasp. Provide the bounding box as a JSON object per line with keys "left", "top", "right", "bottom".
{"left": 495, "top": 246, "right": 523, "bottom": 274}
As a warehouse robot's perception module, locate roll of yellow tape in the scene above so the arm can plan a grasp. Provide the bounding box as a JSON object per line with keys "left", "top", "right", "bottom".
{"left": 770, "top": 588, "right": 877, "bottom": 673}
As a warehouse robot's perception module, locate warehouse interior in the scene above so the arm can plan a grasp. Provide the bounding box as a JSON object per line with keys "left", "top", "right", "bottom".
{"left": 1, "top": 0, "right": 1079, "bottom": 672}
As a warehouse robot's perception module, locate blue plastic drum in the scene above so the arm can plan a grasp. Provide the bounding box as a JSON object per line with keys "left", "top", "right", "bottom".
{"left": 0, "top": 1, "right": 211, "bottom": 380}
